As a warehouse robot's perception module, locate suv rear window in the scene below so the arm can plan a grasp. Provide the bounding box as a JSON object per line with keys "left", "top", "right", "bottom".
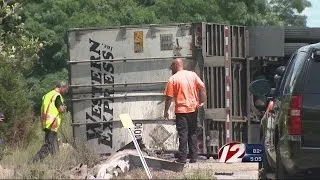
{"left": 304, "top": 54, "right": 320, "bottom": 93}
{"left": 280, "top": 51, "right": 307, "bottom": 95}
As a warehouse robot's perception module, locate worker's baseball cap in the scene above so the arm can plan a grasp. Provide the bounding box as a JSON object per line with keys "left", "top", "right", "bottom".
{"left": 0, "top": 112, "right": 4, "bottom": 122}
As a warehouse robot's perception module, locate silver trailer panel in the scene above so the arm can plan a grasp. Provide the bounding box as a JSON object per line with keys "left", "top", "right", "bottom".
{"left": 68, "top": 24, "right": 196, "bottom": 153}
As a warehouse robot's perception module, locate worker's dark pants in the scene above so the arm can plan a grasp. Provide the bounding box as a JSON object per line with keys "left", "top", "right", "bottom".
{"left": 176, "top": 111, "right": 198, "bottom": 161}
{"left": 32, "top": 129, "right": 59, "bottom": 163}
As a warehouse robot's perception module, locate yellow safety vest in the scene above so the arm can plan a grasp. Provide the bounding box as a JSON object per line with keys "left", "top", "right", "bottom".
{"left": 40, "top": 90, "right": 64, "bottom": 132}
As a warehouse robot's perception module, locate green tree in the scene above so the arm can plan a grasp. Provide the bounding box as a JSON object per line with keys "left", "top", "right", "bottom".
{"left": 23, "top": 0, "right": 157, "bottom": 77}
{"left": 0, "top": 0, "right": 42, "bottom": 143}
{"left": 151, "top": 0, "right": 223, "bottom": 23}
{"left": 270, "top": 0, "right": 311, "bottom": 26}
{"left": 152, "top": 0, "right": 311, "bottom": 26}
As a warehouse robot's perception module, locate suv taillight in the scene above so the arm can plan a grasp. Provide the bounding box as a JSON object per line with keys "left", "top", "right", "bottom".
{"left": 289, "top": 95, "right": 302, "bottom": 135}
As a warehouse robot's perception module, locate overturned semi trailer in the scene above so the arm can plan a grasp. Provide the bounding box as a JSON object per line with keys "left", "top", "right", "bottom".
{"left": 68, "top": 22, "right": 319, "bottom": 155}
{"left": 67, "top": 23, "right": 249, "bottom": 155}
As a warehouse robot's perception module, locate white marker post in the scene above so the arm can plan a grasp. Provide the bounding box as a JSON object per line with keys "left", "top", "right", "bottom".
{"left": 119, "top": 114, "right": 152, "bottom": 179}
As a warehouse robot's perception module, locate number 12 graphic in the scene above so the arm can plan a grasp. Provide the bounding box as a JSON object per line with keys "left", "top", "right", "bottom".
{"left": 218, "top": 142, "right": 246, "bottom": 163}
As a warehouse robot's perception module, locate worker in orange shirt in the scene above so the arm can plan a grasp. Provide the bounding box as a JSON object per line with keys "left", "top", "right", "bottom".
{"left": 164, "top": 58, "right": 206, "bottom": 164}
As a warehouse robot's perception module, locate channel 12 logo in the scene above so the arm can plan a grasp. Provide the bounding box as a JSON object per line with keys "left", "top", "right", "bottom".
{"left": 218, "top": 142, "right": 263, "bottom": 163}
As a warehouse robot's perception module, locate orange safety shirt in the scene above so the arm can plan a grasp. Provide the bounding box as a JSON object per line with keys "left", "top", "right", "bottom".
{"left": 164, "top": 70, "right": 205, "bottom": 114}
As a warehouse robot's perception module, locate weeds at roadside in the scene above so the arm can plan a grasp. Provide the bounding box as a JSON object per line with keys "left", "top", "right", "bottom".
{"left": 0, "top": 112, "right": 99, "bottom": 179}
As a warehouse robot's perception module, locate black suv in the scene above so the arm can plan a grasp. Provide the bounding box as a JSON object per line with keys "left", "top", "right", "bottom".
{"left": 249, "top": 43, "right": 320, "bottom": 179}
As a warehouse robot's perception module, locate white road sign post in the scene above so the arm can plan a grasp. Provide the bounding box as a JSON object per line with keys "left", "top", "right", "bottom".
{"left": 119, "top": 114, "right": 152, "bottom": 179}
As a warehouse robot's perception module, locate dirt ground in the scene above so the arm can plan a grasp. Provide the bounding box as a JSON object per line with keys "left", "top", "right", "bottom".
{"left": 120, "top": 159, "right": 259, "bottom": 179}
{"left": 185, "top": 161, "right": 259, "bottom": 179}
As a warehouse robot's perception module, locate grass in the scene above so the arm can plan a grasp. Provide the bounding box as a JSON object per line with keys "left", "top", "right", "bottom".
{"left": 0, "top": 112, "right": 99, "bottom": 179}
{"left": 3, "top": 145, "right": 77, "bottom": 179}
{"left": 183, "top": 170, "right": 216, "bottom": 179}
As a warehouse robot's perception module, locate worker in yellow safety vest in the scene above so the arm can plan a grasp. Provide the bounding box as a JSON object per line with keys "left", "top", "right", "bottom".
{"left": 32, "top": 81, "right": 68, "bottom": 163}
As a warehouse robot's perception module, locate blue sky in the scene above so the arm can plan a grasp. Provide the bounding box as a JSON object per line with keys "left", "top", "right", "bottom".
{"left": 303, "top": 0, "right": 320, "bottom": 27}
